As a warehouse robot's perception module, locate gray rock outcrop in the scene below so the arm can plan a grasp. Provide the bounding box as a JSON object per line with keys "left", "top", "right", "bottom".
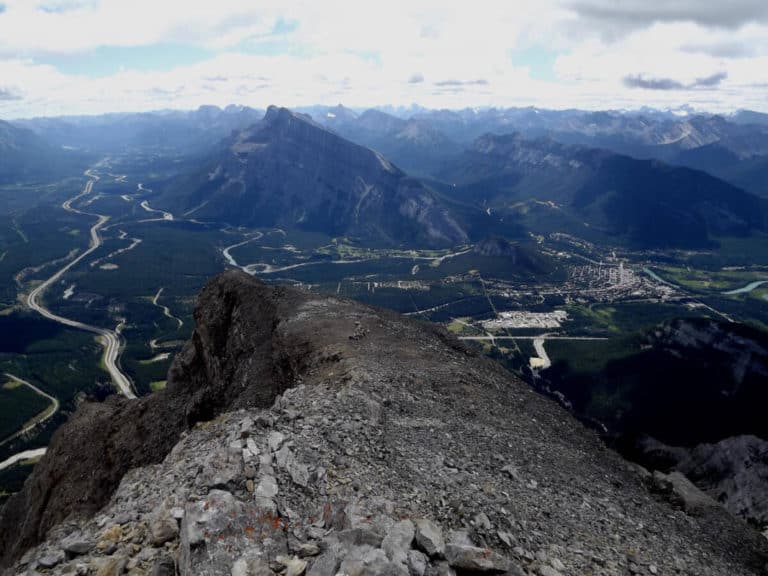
{"left": 640, "top": 434, "right": 768, "bottom": 525}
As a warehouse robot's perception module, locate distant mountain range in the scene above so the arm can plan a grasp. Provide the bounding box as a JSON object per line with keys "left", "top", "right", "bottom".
{"left": 0, "top": 120, "right": 84, "bottom": 183}
{"left": 311, "top": 107, "right": 461, "bottom": 175}
{"left": 306, "top": 105, "right": 768, "bottom": 199}
{"left": 5, "top": 103, "right": 768, "bottom": 249}
{"left": 159, "top": 106, "right": 467, "bottom": 247}
{"left": 15, "top": 105, "right": 264, "bottom": 154}
{"left": 145, "top": 106, "right": 767, "bottom": 250}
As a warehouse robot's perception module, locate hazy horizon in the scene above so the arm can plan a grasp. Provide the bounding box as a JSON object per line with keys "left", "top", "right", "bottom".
{"left": 5, "top": 101, "right": 763, "bottom": 123}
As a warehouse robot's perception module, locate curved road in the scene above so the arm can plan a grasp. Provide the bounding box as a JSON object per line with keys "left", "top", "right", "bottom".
{"left": 221, "top": 232, "right": 263, "bottom": 271}
{"left": 152, "top": 287, "right": 183, "bottom": 329}
{"left": 531, "top": 337, "right": 552, "bottom": 370}
{"left": 26, "top": 170, "right": 136, "bottom": 399}
{"left": 0, "top": 448, "right": 47, "bottom": 472}
{"left": 0, "top": 374, "right": 59, "bottom": 447}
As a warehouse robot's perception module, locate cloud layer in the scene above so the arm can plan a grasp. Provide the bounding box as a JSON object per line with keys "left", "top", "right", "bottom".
{"left": 0, "top": 0, "right": 765, "bottom": 117}
{"left": 624, "top": 71, "right": 728, "bottom": 90}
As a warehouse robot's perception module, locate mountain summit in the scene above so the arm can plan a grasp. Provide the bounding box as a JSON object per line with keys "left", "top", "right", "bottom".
{"left": 164, "top": 106, "right": 467, "bottom": 247}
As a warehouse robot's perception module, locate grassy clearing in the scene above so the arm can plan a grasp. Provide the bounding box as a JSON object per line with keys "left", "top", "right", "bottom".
{"left": 566, "top": 301, "right": 704, "bottom": 336}
{"left": 546, "top": 338, "right": 640, "bottom": 375}
{"left": 0, "top": 313, "right": 107, "bottom": 409}
{"left": 446, "top": 317, "right": 483, "bottom": 336}
{"left": 149, "top": 380, "right": 167, "bottom": 392}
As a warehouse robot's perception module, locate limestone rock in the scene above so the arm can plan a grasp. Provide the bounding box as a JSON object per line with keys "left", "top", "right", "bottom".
{"left": 407, "top": 549, "right": 429, "bottom": 576}
{"left": 382, "top": 520, "right": 415, "bottom": 565}
{"left": 652, "top": 471, "right": 719, "bottom": 515}
{"left": 445, "top": 544, "right": 511, "bottom": 574}
{"left": 337, "top": 528, "right": 385, "bottom": 549}
{"left": 339, "top": 546, "right": 408, "bottom": 576}
{"left": 94, "top": 555, "right": 128, "bottom": 576}
{"left": 38, "top": 550, "right": 66, "bottom": 568}
{"left": 150, "top": 511, "right": 179, "bottom": 547}
{"left": 256, "top": 474, "right": 279, "bottom": 499}
{"left": 231, "top": 556, "right": 274, "bottom": 576}
{"left": 297, "top": 543, "right": 321, "bottom": 558}
{"left": 414, "top": 519, "right": 445, "bottom": 558}
{"left": 278, "top": 555, "right": 308, "bottom": 576}
{"left": 151, "top": 555, "right": 176, "bottom": 576}
{"left": 62, "top": 532, "right": 94, "bottom": 556}
{"left": 537, "top": 566, "right": 564, "bottom": 576}
{"left": 181, "top": 489, "right": 288, "bottom": 576}
{"left": 307, "top": 549, "right": 342, "bottom": 576}
{"left": 268, "top": 431, "right": 286, "bottom": 452}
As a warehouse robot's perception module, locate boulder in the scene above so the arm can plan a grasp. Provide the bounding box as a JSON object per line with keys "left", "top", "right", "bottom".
{"left": 382, "top": 520, "right": 415, "bottom": 565}
{"left": 445, "top": 544, "right": 510, "bottom": 574}
{"left": 414, "top": 519, "right": 445, "bottom": 558}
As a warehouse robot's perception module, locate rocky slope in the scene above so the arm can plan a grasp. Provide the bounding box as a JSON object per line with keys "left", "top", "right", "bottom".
{"left": 1, "top": 271, "right": 767, "bottom": 575}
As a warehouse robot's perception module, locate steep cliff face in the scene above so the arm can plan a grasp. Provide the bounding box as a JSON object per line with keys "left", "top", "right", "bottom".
{"left": 0, "top": 275, "right": 307, "bottom": 566}
{"left": 1, "top": 272, "right": 767, "bottom": 575}
{"left": 639, "top": 435, "right": 768, "bottom": 526}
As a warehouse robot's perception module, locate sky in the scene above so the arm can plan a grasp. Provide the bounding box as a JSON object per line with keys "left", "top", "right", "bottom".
{"left": 0, "top": 0, "right": 767, "bottom": 118}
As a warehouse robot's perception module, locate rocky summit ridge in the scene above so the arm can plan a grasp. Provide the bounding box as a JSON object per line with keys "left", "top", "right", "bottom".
{"left": 1, "top": 271, "right": 767, "bottom": 575}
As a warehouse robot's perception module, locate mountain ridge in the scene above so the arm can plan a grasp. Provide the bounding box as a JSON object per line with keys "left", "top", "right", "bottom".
{"left": 1, "top": 271, "right": 766, "bottom": 575}
{"left": 439, "top": 131, "right": 767, "bottom": 248}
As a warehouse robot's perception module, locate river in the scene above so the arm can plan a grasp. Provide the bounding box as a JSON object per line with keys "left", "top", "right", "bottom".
{"left": 722, "top": 280, "right": 768, "bottom": 295}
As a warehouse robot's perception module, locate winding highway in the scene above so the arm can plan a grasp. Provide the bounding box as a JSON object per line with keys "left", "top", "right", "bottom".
{"left": 221, "top": 232, "right": 263, "bottom": 270}
{"left": 0, "top": 448, "right": 47, "bottom": 473}
{"left": 0, "top": 374, "right": 59, "bottom": 447}
{"left": 25, "top": 170, "right": 136, "bottom": 399}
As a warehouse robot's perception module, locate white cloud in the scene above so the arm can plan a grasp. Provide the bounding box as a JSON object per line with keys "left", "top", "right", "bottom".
{"left": 0, "top": 0, "right": 766, "bottom": 117}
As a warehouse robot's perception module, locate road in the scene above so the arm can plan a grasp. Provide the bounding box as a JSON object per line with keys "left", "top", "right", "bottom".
{"left": 221, "top": 233, "right": 370, "bottom": 275}
{"left": 152, "top": 287, "right": 183, "bottom": 329}
{"left": 0, "top": 374, "right": 60, "bottom": 447}
{"left": 223, "top": 235, "right": 471, "bottom": 276}
{"left": 25, "top": 170, "right": 136, "bottom": 399}
{"left": 531, "top": 337, "right": 552, "bottom": 370}
{"left": 222, "top": 232, "right": 263, "bottom": 270}
{"left": 139, "top": 200, "right": 174, "bottom": 221}
{"left": 0, "top": 448, "right": 47, "bottom": 472}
